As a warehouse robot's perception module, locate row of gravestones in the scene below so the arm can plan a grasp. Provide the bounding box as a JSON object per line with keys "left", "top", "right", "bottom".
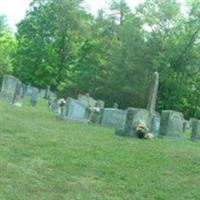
{"left": 58, "top": 96, "right": 200, "bottom": 141}
{"left": 0, "top": 75, "right": 56, "bottom": 107}
{"left": 1, "top": 75, "right": 199, "bottom": 141}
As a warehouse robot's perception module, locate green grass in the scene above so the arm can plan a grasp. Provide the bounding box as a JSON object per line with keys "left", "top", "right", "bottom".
{"left": 0, "top": 99, "right": 200, "bottom": 200}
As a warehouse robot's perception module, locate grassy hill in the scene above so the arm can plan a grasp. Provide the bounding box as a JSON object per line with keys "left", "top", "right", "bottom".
{"left": 0, "top": 100, "right": 200, "bottom": 200}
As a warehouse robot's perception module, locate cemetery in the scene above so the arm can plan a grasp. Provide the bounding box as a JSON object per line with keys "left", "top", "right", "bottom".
{"left": 0, "top": 74, "right": 199, "bottom": 141}
{"left": 0, "top": 0, "right": 200, "bottom": 199}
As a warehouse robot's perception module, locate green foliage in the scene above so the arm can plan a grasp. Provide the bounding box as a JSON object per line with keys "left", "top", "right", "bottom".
{"left": 9, "top": 0, "right": 200, "bottom": 118}
{"left": 0, "top": 16, "right": 16, "bottom": 76}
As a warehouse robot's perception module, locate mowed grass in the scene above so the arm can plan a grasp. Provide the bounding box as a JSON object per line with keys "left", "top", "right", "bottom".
{"left": 0, "top": 100, "right": 200, "bottom": 200}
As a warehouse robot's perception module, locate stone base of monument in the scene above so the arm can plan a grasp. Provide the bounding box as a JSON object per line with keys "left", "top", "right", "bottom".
{"left": 191, "top": 118, "right": 200, "bottom": 141}
{"left": 116, "top": 108, "right": 151, "bottom": 138}
{"left": 159, "top": 110, "right": 184, "bottom": 138}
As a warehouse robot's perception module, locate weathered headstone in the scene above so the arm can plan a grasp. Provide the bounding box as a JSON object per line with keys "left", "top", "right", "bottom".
{"left": 191, "top": 118, "right": 200, "bottom": 141}
{"left": 116, "top": 108, "right": 151, "bottom": 138}
{"left": 64, "top": 97, "right": 87, "bottom": 122}
{"left": 113, "top": 102, "right": 119, "bottom": 109}
{"left": 30, "top": 87, "right": 39, "bottom": 107}
{"left": 101, "top": 108, "right": 127, "bottom": 130}
{"left": 159, "top": 110, "right": 184, "bottom": 138}
{"left": 39, "top": 89, "right": 46, "bottom": 98}
{"left": 151, "top": 113, "right": 161, "bottom": 135}
{"left": 44, "top": 85, "right": 51, "bottom": 99}
{"left": 147, "top": 72, "right": 159, "bottom": 115}
{"left": 0, "top": 75, "right": 22, "bottom": 104}
{"left": 13, "top": 82, "right": 24, "bottom": 105}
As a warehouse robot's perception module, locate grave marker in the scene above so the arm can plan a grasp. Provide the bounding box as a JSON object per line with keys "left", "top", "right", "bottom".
{"left": 101, "top": 108, "right": 127, "bottom": 130}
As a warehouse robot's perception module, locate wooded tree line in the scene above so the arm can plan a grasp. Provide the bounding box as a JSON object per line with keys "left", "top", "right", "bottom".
{"left": 0, "top": 0, "right": 200, "bottom": 118}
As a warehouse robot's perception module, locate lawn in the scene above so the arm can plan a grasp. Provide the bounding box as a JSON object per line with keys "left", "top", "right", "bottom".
{"left": 0, "top": 100, "right": 200, "bottom": 200}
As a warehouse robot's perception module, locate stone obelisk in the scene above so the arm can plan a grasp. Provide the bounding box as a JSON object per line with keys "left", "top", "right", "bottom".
{"left": 147, "top": 71, "right": 159, "bottom": 115}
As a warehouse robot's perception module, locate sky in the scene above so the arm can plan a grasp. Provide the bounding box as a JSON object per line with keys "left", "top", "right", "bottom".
{"left": 0, "top": 0, "right": 143, "bottom": 31}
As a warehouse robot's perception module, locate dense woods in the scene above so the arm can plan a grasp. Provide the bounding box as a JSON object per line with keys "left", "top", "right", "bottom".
{"left": 0, "top": 0, "right": 200, "bottom": 118}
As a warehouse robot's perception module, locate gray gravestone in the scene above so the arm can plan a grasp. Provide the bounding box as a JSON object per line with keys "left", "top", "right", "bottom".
{"left": 30, "top": 87, "right": 39, "bottom": 107}
{"left": 151, "top": 113, "right": 161, "bottom": 135}
{"left": 65, "top": 97, "right": 87, "bottom": 122}
{"left": 191, "top": 118, "right": 200, "bottom": 141}
{"left": 44, "top": 85, "right": 51, "bottom": 99}
{"left": 159, "top": 110, "right": 184, "bottom": 138}
{"left": 116, "top": 108, "right": 151, "bottom": 138}
{"left": 101, "top": 108, "right": 127, "bottom": 130}
{"left": 25, "top": 84, "right": 33, "bottom": 97}
{"left": 13, "top": 82, "right": 24, "bottom": 105}
{"left": 0, "top": 75, "right": 22, "bottom": 104}
{"left": 39, "top": 89, "right": 46, "bottom": 98}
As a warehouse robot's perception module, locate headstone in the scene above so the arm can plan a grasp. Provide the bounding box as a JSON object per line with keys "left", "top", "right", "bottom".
{"left": 159, "top": 110, "right": 184, "bottom": 138}
{"left": 30, "top": 87, "right": 39, "bottom": 107}
{"left": 13, "top": 82, "right": 24, "bottom": 105}
{"left": 25, "top": 84, "right": 33, "bottom": 97}
{"left": 147, "top": 72, "right": 159, "bottom": 115}
{"left": 0, "top": 75, "right": 22, "bottom": 104}
{"left": 113, "top": 102, "right": 119, "bottom": 109}
{"left": 191, "top": 118, "right": 200, "bottom": 141}
{"left": 151, "top": 113, "right": 161, "bottom": 135}
{"left": 78, "top": 94, "right": 96, "bottom": 108}
{"left": 64, "top": 97, "right": 87, "bottom": 122}
{"left": 101, "top": 108, "right": 127, "bottom": 130}
{"left": 39, "top": 89, "right": 46, "bottom": 98}
{"left": 44, "top": 85, "right": 51, "bottom": 99}
{"left": 116, "top": 108, "right": 151, "bottom": 138}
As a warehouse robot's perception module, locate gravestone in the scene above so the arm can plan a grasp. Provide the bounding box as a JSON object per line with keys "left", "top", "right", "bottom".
{"left": 191, "top": 118, "right": 200, "bottom": 141}
{"left": 116, "top": 108, "right": 151, "bottom": 138}
{"left": 0, "top": 75, "right": 22, "bottom": 104}
{"left": 39, "top": 89, "right": 46, "bottom": 98}
{"left": 90, "top": 100, "right": 105, "bottom": 124}
{"left": 13, "top": 82, "right": 24, "bottom": 105}
{"left": 25, "top": 84, "right": 33, "bottom": 97}
{"left": 113, "top": 102, "right": 119, "bottom": 109}
{"left": 65, "top": 97, "right": 87, "bottom": 122}
{"left": 30, "top": 87, "right": 39, "bottom": 107}
{"left": 159, "top": 110, "right": 184, "bottom": 138}
{"left": 44, "top": 85, "right": 51, "bottom": 99}
{"left": 101, "top": 108, "right": 127, "bottom": 130}
{"left": 151, "top": 113, "right": 161, "bottom": 135}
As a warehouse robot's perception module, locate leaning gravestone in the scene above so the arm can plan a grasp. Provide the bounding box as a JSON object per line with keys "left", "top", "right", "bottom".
{"left": 101, "top": 108, "right": 127, "bottom": 130}
{"left": 0, "top": 75, "right": 22, "bottom": 104}
{"left": 64, "top": 97, "right": 87, "bottom": 122}
{"left": 191, "top": 118, "right": 200, "bottom": 141}
{"left": 116, "top": 108, "right": 151, "bottom": 138}
{"left": 159, "top": 110, "right": 184, "bottom": 138}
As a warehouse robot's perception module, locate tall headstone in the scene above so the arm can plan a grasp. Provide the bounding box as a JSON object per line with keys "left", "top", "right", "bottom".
{"left": 101, "top": 108, "right": 127, "bottom": 130}
{"left": 147, "top": 72, "right": 159, "bottom": 115}
{"left": 159, "top": 110, "right": 184, "bottom": 138}
{"left": 191, "top": 118, "right": 200, "bottom": 141}
{"left": 116, "top": 108, "right": 151, "bottom": 138}
{"left": 64, "top": 97, "right": 87, "bottom": 122}
{"left": 0, "top": 75, "right": 22, "bottom": 104}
